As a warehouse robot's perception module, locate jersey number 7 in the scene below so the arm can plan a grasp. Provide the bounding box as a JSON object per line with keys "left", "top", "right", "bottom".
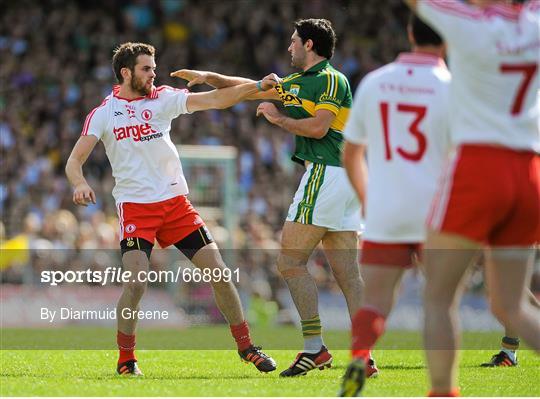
{"left": 500, "top": 62, "right": 538, "bottom": 116}
{"left": 379, "top": 102, "right": 427, "bottom": 162}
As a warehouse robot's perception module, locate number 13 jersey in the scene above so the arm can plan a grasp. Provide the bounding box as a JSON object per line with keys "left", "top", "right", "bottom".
{"left": 344, "top": 53, "right": 451, "bottom": 242}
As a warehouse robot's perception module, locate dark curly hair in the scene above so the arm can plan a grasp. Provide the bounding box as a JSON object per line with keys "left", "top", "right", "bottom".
{"left": 294, "top": 19, "right": 336, "bottom": 59}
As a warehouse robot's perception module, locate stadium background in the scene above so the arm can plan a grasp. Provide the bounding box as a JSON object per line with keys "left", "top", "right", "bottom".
{"left": 1, "top": 0, "right": 539, "bottom": 337}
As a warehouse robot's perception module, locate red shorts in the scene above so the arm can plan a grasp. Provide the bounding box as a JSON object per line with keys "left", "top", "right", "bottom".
{"left": 116, "top": 195, "right": 204, "bottom": 248}
{"left": 360, "top": 241, "right": 422, "bottom": 268}
{"left": 428, "top": 145, "right": 540, "bottom": 246}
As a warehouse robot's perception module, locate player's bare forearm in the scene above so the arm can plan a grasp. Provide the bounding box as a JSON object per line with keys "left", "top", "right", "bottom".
{"left": 206, "top": 73, "right": 280, "bottom": 100}
{"left": 246, "top": 90, "right": 281, "bottom": 101}
{"left": 257, "top": 104, "right": 334, "bottom": 139}
{"left": 186, "top": 77, "right": 278, "bottom": 112}
{"left": 65, "top": 157, "right": 88, "bottom": 188}
{"left": 343, "top": 142, "right": 368, "bottom": 207}
{"left": 65, "top": 135, "right": 98, "bottom": 187}
{"left": 196, "top": 75, "right": 279, "bottom": 101}
{"left": 66, "top": 156, "right": 97, "bottom": 206}
{"left": 172, "top": 69, "right": 280, "bottom": 101}
{"left": 212, "top": 82, "right": 259, "bottom": 109}
{"left": 170, "top": 69, "right": 254, "bottom": 88}
{"left": 66, "top": 135, "right": 98, "bottom": 206}
{"left": 206, "top": 72, "right": 255, "bottom": 89}
{"left": 274, "top": 115, "right": 328, "bottom": 139}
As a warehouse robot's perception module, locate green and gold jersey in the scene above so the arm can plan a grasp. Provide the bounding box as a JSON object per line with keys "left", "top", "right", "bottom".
{"left": 275, "top": 60, "right": 353, "bottom": 167}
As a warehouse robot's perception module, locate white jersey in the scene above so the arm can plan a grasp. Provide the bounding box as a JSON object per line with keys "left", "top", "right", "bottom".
{"left": 418, "top": 0, "right": 540, "bottom": 152}
{"left": 344, "top": 53, "right": 451, "bottom": 242}
{"left": 81, "top": 85, "right": 191, "bottom": 203}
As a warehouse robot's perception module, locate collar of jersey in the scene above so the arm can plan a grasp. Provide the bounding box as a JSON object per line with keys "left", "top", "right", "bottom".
{"left": 396, "top": 52, "right": 446, "bottom": 68}
{"left": 112, "top": 85, "right": 158, "bottom": 102}
{"left": 302, "top": 59, "right": 330, "bottom": 75}
{"left": 485, "top": 3, "right": 521, "bottom": 21}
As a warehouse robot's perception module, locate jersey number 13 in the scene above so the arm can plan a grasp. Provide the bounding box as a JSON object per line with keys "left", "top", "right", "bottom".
{"left": 379, "top": 102, "right": 427, "bottom": 162}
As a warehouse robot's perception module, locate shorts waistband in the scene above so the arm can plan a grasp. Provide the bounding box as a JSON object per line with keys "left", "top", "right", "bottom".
{"left": 458, "top": 144, "right": 538, "bottom": 157}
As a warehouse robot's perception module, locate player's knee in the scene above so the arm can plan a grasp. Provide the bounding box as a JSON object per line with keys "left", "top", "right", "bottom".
{"left": 124, "top": 280, "right": 147, "bottom": 300}
{"left": 278, "top": 266, "right": 310, "bottom": 280}
{"left": 424, "top": 289, "right": 455, "bottom": 311}
{"left": 277, "top": 250, "right": 306, "bottom": 277}
{"left": 332, "top": 262, "right": 361, "bottom": 282}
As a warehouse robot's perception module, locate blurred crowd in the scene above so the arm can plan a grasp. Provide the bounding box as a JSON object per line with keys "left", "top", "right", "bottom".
{"left": 1, "top": 0, "right": 413, "bottom": 308}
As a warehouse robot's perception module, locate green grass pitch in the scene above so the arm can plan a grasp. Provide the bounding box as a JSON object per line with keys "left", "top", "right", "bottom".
{"left": 1, "top": 328, "right": 539, "bottom": 396}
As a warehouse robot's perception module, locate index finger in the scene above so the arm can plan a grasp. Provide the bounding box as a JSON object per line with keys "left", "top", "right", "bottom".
{"left": 170, "top": 70, "right": 187, "bottom": 78}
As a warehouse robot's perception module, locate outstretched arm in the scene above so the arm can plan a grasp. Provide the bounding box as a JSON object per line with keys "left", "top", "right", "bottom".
{"left": 342, "top": 141, "right": 368, "bottom": 215}
{"left": 171, "top": 69, "right": 280, "bottom": 101}
{"left": 65, "top": 135, "right": 99, "bottom": 206}
{"left": 184, "top": 75, "right": 279, "bottom": 113}
{"left": 256, "top": 102, "right": 336, "bottom": 139}
{"left": 171, "top": 69, "right": 253, "bottom": 89}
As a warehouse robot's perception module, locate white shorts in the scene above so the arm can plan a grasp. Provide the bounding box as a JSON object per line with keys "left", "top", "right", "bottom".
{"left": 286, "top": 163, "right": 362, "bottom": 231}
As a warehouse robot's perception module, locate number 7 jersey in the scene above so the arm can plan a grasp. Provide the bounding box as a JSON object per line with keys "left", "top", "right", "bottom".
{"left": 418, "top": 0, "right": 539, "bottom": 152}
{"left": 344, "top": 53, "right": 451, "bottom": 242}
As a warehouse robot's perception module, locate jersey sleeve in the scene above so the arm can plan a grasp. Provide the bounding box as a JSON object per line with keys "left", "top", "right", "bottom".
{"left": 343, "top": 81, "right": 368, "bottom": 145}
{"left": 81, "top": 105, "right": 107, "bottom": 140}
{"left": 314, "top": 71, "right": 349, "bottom": 116}
{"left": 417, "top": 0, "right": 489, "bottom": 53}
{"left": 157, "top": 86, "right": 191, "bottom": 119}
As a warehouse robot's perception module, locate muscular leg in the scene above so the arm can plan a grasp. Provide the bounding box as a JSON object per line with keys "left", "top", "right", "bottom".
{"left": 117, "top": 250, "right": 149, "bottom": 335}
{"left": 116, "top": 248, "right": 149, "bottom": 371}
{"left": 362, "top": 265, "right": 404, "bottom": 318}
{"left": 423, "top": 231, "right": 480, "bottom": 395}
{"left": 349, "top": 264, "right": 404, "bottom": 364}
{"left": 503, "top": 288, "right": 540, "bottom": 338}
{"left": 278, "top": 221, "right": 327, "bottom": 352}
{"left": 278, "top": 221, "right": 327, "bottom": 320}
{"left": 190, "top": 242, "right": 244, "bottom": 325}
{"left": 187, "top": 238, "right": 275, "bottom": 372}
{"left": 486, "top": 248, "right": 540, "bottom": 351}
{"left": 322, "top": 231, "right": 364, "bottom": 318}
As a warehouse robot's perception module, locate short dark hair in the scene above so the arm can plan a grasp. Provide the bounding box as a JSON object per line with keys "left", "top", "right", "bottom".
{"left": 294, "top": 19, "right": 336, "bottom": 59}
{"left": 409, "top": 14, "right": 443, "bottom": 47}
{"left": 112, "top": 42, "right": 155, "bottom": 83}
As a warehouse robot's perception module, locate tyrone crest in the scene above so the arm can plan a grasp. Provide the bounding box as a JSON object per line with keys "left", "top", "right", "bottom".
{"left": 141, "top": 109, "right": 153, "bottom": 121}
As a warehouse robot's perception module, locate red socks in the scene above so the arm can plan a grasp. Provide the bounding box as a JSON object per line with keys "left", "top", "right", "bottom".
{"left": 351, "top": 307, "right": 386, "bottom": 361}
{"left": 117, "top": 322, "right": 253, "bottom": 364}
{"left": 428, "top": 388, "right": 460, "bottom": 397}
{"left": 117, "top": 331, "right": 136, "bottom": 364}
{"left": 230, "top": 321, "right": 253, "bottom": 351}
